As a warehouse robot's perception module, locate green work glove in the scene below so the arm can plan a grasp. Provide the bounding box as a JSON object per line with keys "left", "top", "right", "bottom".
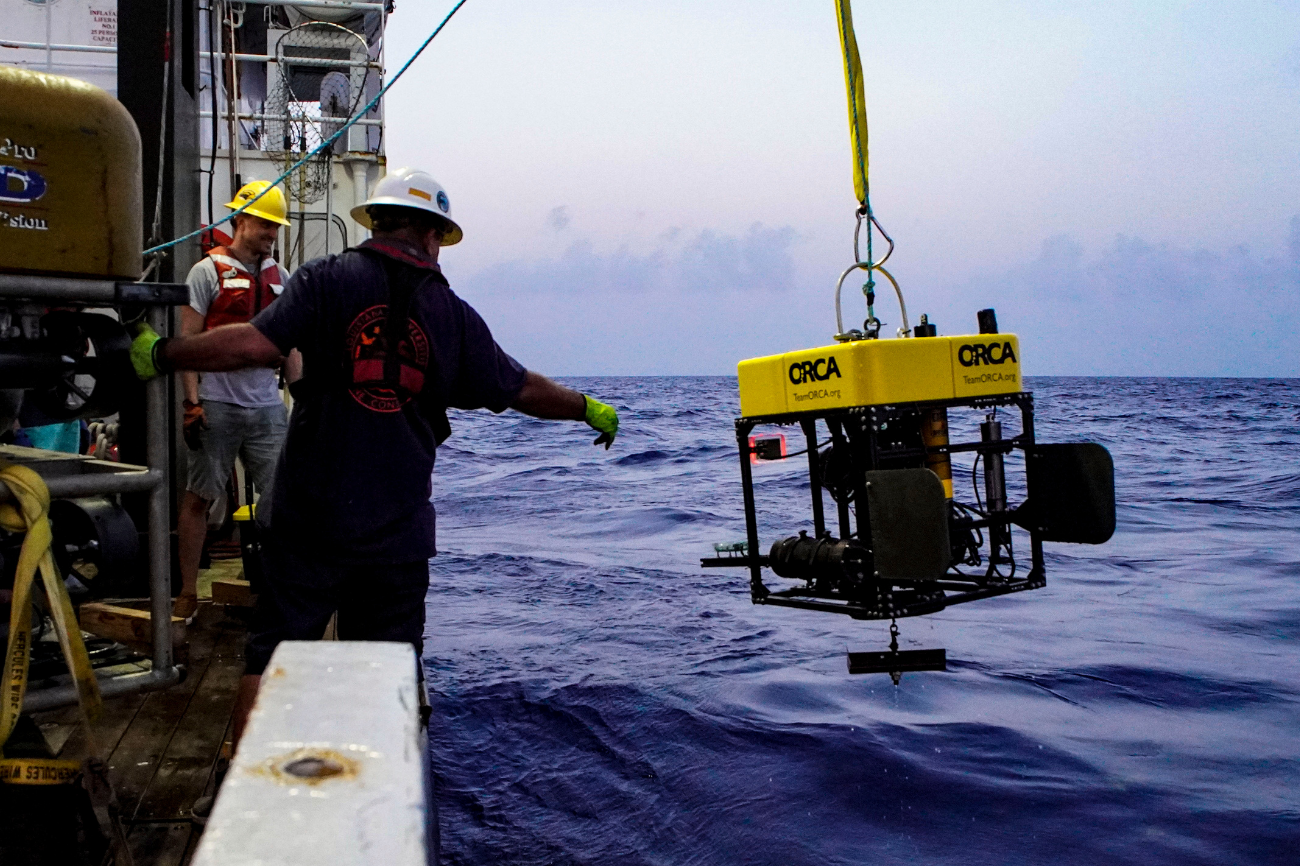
{"left": 129, "top": 323, "right": 165, "bottom": 380}
{"left": 583, "top": 395, "right": 618, "bottom": 449}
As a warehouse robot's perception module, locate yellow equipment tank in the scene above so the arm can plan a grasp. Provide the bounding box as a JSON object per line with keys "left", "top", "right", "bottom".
{"left": 0, "top": 65, "right": 143, "bottom": 279}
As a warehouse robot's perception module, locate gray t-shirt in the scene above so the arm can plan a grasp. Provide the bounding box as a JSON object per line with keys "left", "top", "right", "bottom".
{"left": 186, "top": 256, "right": 288, "bottom": 408}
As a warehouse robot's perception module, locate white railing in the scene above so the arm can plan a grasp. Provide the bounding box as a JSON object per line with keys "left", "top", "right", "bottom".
{"left": 0, "top": 39, "right": 115, "bottom": 54}
{"left": 216, "top": 51, "right": 382, "bottom": 69}
{"left": 258, "top": 0, "right": 386, "bottom": 9}
{"left": 200, "top": 111, "right": 383, "bottom": 126}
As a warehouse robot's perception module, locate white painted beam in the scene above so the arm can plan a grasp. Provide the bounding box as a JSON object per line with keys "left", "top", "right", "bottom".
{"left": 192, "top": 641, "right": 428, "bottom": 866}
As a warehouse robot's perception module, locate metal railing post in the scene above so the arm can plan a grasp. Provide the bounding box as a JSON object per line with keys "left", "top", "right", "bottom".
{"left": 146, "top": 304, "right": 173, "bottom": 671}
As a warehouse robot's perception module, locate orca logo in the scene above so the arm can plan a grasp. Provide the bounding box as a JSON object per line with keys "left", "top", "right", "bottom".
{"left": 958, "top": 342, "right": 1017, "bottom": 367}
{"left": 436, "top": 190, "right": 450, "bottom": 213}
{"left": 789, "top": 355, "right": 842, "bottom": 384}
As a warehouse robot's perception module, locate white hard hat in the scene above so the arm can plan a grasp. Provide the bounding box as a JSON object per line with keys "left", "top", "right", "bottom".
{"left": 351, "top": 166, "right": 464, "bottom": 245}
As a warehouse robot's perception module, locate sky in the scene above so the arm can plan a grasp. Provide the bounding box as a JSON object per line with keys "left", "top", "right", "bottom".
{"left": 384, "top": 1, "right": 1300, "bottom": 377}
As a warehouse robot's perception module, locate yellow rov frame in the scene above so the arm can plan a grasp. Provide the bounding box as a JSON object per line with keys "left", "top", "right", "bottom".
{"left": 706, "top": 317, "right": 1114, "bottom": 637}
{"left": 701, "top": 0, "right": 1114, "bottom": 677}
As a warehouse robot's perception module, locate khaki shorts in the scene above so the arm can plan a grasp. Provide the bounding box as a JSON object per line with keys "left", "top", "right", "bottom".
{"left": 185, "top": 400, "right": 287, "bottom": 502}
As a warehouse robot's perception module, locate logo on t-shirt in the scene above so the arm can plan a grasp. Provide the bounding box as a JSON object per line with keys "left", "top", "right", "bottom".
{"left": 345, "top": 305, "right": 430, "bottom": 413}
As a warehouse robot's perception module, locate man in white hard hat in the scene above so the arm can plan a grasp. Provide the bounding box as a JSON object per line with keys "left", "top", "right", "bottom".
{"left": 130, "top": 167, "right": 619, "bottom": 742}
{"left": 174, "top": 180, "right": 301, "bottom": 621}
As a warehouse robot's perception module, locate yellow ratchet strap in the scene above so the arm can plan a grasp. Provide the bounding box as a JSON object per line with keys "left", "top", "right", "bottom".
{"left": 0, "top": 757, "right": 81, "bottom": 784}
{"left": 834, "top": 0, "right": 870, "bottom": 205}
{"left": 0, "top": 461, "right": 102, "bottom": 777}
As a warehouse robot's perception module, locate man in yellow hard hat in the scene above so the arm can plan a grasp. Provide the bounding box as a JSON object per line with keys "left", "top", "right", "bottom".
{"left": 173, "top": 180, "right": 301, "bottom": 620}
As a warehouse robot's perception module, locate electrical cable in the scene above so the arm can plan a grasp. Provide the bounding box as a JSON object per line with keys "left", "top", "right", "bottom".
{"left": 771, "top": 438, "right": 830, "bottom": 461}
{"left": 206, "top": 1, "right": 218, "bottom": 242}
{"left": 142, "top": 0, "right": 470, "bottom": 257}
{"left": 140, "top": 1, "right": 176, "bottom": 281}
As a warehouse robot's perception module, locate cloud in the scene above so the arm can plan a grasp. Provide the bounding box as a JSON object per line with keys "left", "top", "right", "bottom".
{"left": 453, "top": 222, "right": 813, "bottom": 376}
{"left": 948, "top": 224, "right": 1300, "bottom": 376}
{"left": 449, "top": 219, "right": 1300, "bottom": 377}
{"left": 546, "top": 206, "right": 571, "bottom": 231}
{"left": 464, "top": 222, "right": 800, "bottom": 297}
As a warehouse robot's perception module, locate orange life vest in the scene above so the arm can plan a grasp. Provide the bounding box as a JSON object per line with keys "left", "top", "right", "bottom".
{"left": 202, "top": 247, "right": 284, "bottom": 331}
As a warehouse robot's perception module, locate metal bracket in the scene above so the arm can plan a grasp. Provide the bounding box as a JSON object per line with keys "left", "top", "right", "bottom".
{"left": 115, "top": 282, "right": 190, "bottom": 305}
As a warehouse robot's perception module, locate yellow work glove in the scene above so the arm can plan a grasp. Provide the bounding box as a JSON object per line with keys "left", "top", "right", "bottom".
{"left": 129, "top": 323, "right": 166, "bottom": 380}
{"left": 583, "top": 395, "right": 619, "bottom": 449}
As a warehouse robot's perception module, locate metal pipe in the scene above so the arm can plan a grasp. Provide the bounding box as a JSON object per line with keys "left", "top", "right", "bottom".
{"left": 801, "top": 418, "right": 825, "bottom": 538}
{"left": 145, "top": 305, "right": 174, "bottom": 673}
{"left": 981, "top": 418, "right": 1006, "bottom": 515}
{"left": 0, "top": 275, "right": 118, "bottom": 302}
{"left": 199, "top": 110, "right": 382, "bottom": 126}
{"left": 0, "top": 39, "right": 118, "bottom": 55}
{"left": 22, "top": 665, "right": 183, "bottom": 713}
{"left": 212, "top": 52, "right": 381, "bottom": 69}
{"left": 0, "top": 348, "right": 74, "bottom": 386}
{"left": 225, "top": 0, "right": 241, "bottom": 192}
{"left": 255, "top": 0, "right": 384, "bottom": 9}
{"left": 735, "top": 421, "right": 765, "bottom": 600}
{"left": 981, "top": 417, "right": 1009, "bottom": 564}
{"left": 0, "top": 468, "right": 161, "bottom": 502}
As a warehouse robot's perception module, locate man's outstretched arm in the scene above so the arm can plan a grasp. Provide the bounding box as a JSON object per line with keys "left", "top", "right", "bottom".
{"left": 511, "top": 371, "right": 585, "bottom": 419}
{"left": 133, "top": 322, "right": 283, "bottom": 375}
{"left": 511, "top": 371, "right": 619, "bottom": 448}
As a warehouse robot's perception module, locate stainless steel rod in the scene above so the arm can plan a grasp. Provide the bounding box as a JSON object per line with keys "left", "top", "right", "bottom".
{"left": 22, "top": 666, "right": 183, "bottom": 713}
{"left": 255, "top": 0, "right": 384, "bottom": 10}
{"left": 146, "top": 305, "right": 173, "bottom": 673}
{"left": 216, "top": 52, "right": 381, "bottom": 69}
{"left": 0, "top": 39, "right": 117, "bottom": 55}
{"left": 199, "top": 111, "right": 383, "bottom": 126}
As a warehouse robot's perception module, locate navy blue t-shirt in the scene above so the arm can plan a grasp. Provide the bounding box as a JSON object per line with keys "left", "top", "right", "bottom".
{"left": 251, "top": 238, "right": 527, "bottom": 562}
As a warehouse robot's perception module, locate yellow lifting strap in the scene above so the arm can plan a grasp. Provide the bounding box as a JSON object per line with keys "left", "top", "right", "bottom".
{"left": 0, "top": 462, "right": 102, "bottom": 758}
{"left": 834, "top": 0, "right": 870, "bottom": 206}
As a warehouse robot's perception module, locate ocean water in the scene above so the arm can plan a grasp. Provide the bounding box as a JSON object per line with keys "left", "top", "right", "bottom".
{"left": 423, "top": 377, "right": 1300, "bottom": 865}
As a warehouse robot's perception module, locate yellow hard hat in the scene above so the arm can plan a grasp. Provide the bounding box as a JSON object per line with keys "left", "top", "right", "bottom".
{"left": 225, "top": 180, "right": 290, "bottom": 226}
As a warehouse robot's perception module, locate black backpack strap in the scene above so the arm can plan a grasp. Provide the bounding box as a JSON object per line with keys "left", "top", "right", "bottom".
{"left": 375, "top": 254, "right": 419, "bottom": 390}
{"left": 355, "top": 248, "right": 453, "bottom": 444}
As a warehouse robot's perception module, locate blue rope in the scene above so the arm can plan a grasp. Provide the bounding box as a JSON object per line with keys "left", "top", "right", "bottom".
{"left": 143, "top": 0, "right": 470, "bottom": 257}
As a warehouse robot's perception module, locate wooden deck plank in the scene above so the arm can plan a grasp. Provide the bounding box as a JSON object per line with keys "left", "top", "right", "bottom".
{"left": 134, "top": 657, "right": 243, "bottom": 820}
{"left": 107, "top": 608, "right": 219, "bottom": 820}
{"left": 205, "top": 607, "right": 249, "bottom": 661}
{"left": 108, "top": 686, "right": 205, "bottom": 820}
{"left": 210, "top": 578, "right": 255, "bottom": 608}
{"left": 80, "top": 603, "right": 187, "bottom": 651}
{"left": 127, "top": 821, "right": 195, "bottom": 866}
{"left": 41, "top": 690, "right": 148, "bottom": 766}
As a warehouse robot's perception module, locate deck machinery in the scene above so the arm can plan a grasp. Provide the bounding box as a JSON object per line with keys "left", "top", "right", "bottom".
{"left": 704, "top": 309, "right": 1115, "bottom": 677}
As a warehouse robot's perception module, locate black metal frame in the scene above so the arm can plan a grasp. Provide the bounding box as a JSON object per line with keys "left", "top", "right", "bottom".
{"left": 703, "top": 392, "right": 1046, "bottom": 620}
